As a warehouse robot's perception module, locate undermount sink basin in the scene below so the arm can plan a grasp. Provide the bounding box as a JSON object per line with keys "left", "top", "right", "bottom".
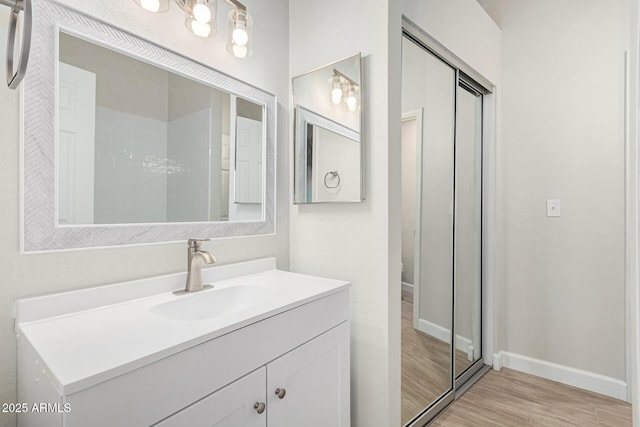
{"left": 152, "top": 285, "right": 277, "bottom": 322}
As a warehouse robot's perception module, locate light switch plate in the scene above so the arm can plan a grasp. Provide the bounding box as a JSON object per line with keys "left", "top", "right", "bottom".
{"left": 546, "top": 199, "right": 561, "bottom": 217}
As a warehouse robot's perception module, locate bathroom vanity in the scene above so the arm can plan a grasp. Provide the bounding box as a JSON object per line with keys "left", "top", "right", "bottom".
{"left": 15, "top": 258, "right": 350, "bottom": 427}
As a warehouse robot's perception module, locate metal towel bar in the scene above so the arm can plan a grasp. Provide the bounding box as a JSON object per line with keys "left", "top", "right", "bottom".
{"left": 2, "top": 0, "right": 31, "bottom": 89}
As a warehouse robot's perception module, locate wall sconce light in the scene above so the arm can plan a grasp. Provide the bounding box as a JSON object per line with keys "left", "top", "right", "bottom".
{"left": 226, "top": 7, "right": 253, "bottom": 58}
{"left": 346, "top": 87, "right": 358, "bottom": 112}
{"left": 133, "top": 0, "right": 253, "bottom": 58}
{"left": 329, "top": 69, "right": 359, "bottom": 112}
{"left": 134, "top": 0, "right": 169, "bottom": 13}
{"left": 330, "top": 75, "right": 343, "bottom": 105}
{"left": 183, "top": 0, "right": 217, "bottom": 38}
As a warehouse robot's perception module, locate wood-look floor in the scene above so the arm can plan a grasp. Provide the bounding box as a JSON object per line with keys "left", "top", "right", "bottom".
{"left": 432, "top": 368, "right": 632, "bottom": 426}
{"left": 401, "top": 291, "right": 632, "bottom": 426}
{"left": 401, "top": 291, "right": 471, "bottom": 425}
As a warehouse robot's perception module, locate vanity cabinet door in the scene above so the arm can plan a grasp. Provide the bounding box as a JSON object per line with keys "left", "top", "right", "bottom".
{"left": 154, "top": 367, "right": 267, "bottom": 427}
{"left": 267, "top": 322, "right": 350, "bottom": 427}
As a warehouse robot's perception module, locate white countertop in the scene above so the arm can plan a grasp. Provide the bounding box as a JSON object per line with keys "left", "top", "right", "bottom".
{"left": 15, "top": 259, "right": 349, "bottom": 396}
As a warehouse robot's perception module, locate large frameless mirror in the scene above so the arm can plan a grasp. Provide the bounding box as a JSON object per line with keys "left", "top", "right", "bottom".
{"left": 22, "top": 0, "right": 275, "bottom": 251}
{"left": 292, "top": 53, "right": 363, "bottom": 203}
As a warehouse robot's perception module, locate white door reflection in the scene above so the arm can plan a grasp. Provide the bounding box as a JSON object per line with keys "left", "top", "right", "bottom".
{"left": 58, "top": 62, "right": 96, "bottom": 225}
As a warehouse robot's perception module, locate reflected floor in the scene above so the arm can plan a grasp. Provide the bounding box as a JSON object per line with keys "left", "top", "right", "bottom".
{"left": 401, "top": 290, "right": 471, "bottom": 425}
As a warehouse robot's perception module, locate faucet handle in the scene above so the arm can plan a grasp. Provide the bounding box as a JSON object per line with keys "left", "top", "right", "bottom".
{"left": 188, "top": 238, "right": 211, "bottom": 249}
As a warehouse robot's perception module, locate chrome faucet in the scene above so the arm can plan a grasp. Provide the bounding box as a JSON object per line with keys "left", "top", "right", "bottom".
{"left": 183, "top": 239, "right": 216, "bottom": 293}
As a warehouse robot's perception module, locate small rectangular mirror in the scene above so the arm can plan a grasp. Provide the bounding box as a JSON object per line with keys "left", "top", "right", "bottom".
{"left": 292, "top": 53, "right": 363, "bottom": 203}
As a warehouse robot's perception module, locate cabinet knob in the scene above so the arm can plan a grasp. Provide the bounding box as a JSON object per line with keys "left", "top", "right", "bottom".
{"left": 275, "top": 388, "right": 286, "bottom": 399}
{"left": 254, "top": 402, "right": 266, "bottom": 414}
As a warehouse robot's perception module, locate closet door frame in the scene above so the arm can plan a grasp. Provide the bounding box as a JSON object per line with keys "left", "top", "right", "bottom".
{"left": 454, "top": 75, "right": 486, "bottom": 389}
{"left": 402, "top": 15, "right": 497, "bottom": 426}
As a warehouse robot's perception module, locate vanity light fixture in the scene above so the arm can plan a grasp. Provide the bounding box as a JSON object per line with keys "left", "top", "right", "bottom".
{"left": 134, "top": 0, "right": 169, "bottom": 13}
{"left": 329, "top": 69, "right": 359, "bottom": 112}
{"left": 226, "top": 7, "right": 253, "bottom": 58}
{"left": 330, "top": 75, "right": 343, "bottom": 105}
{"left": 133, "top": 0, "right": 253, "bottom": 58}
{"left": 183, "top": 0, "right": 217, "bottom": 38}
{"left": 346, "top": 87, "right": 358, "bottom": 112}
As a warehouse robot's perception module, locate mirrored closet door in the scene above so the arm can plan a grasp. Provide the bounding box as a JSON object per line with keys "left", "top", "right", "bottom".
{"left": 454, "top": 79, "right": 484, "bottom": 383}
{"left": 400, "top": 35, "right": 456, "bottom": 426}
{"left": 400, "top": 26, "right": 489, "bottom": 426}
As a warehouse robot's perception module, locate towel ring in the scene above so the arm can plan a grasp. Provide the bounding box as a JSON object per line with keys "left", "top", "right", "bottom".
{"left": 4, "top": 0, "right": 31, "bottom": 90}
{"left": 324, "top": 170, "right": 340, "bottom": 189}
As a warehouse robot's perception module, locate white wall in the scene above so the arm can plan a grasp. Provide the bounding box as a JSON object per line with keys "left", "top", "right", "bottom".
{"left": 401, "top": 0, "right": 502, "bottom": 86}
{"left": 480, "top": 0, "right": 629, "bottom": 384}
{"left": 59, "top": 32, "right": 172, "bottom": 122}
{"left": 289, "top": 0, "right": 399, "bottom": 425}
{"left": 290, "top": 0, "right": 499, "bottom": 425}
{"left": 631, "top": 0, "right": 640, "bottom": 417}
{"left": 0, "top": 1, "right": 289, "bottom": 426}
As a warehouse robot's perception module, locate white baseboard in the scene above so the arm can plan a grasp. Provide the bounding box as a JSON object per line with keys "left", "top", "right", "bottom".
{"left": 418, "top": 319, "right": 474, "bottom": 361}
{"left": 493, "top": 351, "right": 627, "bottom": 401}
{"left": 401, "top": 281, "right": 414, "bottom": 293}
{"left": 418, "top": 318, "right": 449, "bottom": 342}
{"left": 493, "top": 352, "right": 503, "bottom": 370}
{"left": 456, "top": 335, "right": 474, "bottom": 361}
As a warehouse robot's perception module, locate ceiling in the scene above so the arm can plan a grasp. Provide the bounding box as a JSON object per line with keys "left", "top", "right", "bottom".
{"left": 476, "top": 0, "right": 501, "bottom": 27}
